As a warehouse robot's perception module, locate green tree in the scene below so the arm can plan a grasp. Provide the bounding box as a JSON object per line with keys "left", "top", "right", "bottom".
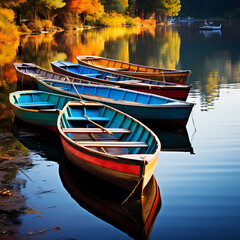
{"left": 100, "top": 0, "right": 128, "bottom": 13}
{"left": 151, "top": 0, "right": 181, "bottom": 22}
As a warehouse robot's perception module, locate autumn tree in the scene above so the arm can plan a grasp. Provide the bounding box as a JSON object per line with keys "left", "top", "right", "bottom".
{"left": 100, "top": 0, "right": 128, "bottom": 13}
{"left": 65, "top": 0, "right": 104, "bottom": 25}
{"left": 145, "top": 0, "right": 181, "bottom": 22}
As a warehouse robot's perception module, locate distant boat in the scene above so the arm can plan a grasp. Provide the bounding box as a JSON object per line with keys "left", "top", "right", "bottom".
{"left": 76, "top": 55, "right": 191, "bottom": 84}
{"left": 60, "top": 158, "right": 161, "bottom": 239}
{"left": 57, "top": 101, "right": 161, "bottom": 195}
{"left": 51, "top": 60, "right": 192, "bottom": 100}
{"left": 199, "top": 21, "right": 222, "bottom": 30}
{"left": 9, "top": 90, "right": 79, "bottom": 131}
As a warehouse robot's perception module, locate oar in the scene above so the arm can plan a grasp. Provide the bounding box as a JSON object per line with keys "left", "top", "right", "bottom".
{"left": 83, "top": 115, "right": 113, "bottom": 135}
{"left": 65, "top": 77, "right": 85, "bottom": 104}
{"left": 65, "top": 77, "right": 113, "bottom": 135}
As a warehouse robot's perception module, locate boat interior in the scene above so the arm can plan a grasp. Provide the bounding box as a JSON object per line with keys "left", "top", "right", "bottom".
{"left": 60, "top": 103, "right": 158, "bottom": 155}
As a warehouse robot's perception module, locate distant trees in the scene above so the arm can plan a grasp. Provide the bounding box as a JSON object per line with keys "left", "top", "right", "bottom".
{"left": 1, "top": 0, "right": 239, "bottom": 41}
{"left": 100, "top": 0, "right": 128, "bottom": 13}
{"left": 135, "top": 0, "right": 181, "bottom": 21}
{"left": 180, "top": 0, "right": 240, "bottom": 18}
{"left": 153, "top": 0, "right": 181, "bottom": 22}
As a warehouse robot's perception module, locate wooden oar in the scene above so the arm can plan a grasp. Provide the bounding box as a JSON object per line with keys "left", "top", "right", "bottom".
{"left": 83, "top": 115, "right": 113, "bottom": 135}
{"left": 65, "top": 77, "right": 85, "bottom": 104}
{"left": 65, "top": 77, "right": 113, "bottom": 135}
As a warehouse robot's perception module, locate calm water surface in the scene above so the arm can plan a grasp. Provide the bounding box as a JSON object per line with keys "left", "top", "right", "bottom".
{"left": 0, "top": 20, "right": 240, "bottom": 239}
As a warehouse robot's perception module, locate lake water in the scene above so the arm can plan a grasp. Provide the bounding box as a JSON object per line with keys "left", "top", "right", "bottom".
{"left": 0, "top": 19, "right": 240, "bottom": 239}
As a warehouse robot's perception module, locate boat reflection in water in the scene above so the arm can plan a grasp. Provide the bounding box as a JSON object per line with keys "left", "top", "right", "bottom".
{"left": 59, "top": 157, "right": 162, "bottom": 240}
{"left": 199, "top": 30, "right": 221, "bottom": 38}
{"left": 11, "top": 117, "right": 62, "bottom": 162}
{"left": 142, "top": 122, "right": 194, "bottom": 154}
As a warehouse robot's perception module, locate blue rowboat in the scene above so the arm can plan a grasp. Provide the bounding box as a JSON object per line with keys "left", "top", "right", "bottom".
{"left": 9, "top": 90, "right": 79, "bottom": 131}
{"left": 51, "top": 60, "right": 192, "bottom": 101}
{"left": 57, "top": 101, "right": 161, "bottom": 195}
{"left": 36, "top": 78, "right": 194, "bottom": 127}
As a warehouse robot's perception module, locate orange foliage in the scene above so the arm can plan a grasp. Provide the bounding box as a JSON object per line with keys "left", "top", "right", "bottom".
{"left": 67, "top": 0, "right": 93, "bottom": 14}
{"left": 0, "top": 0, "right": 26, "bottom": 8}
{"left": 2, "top": 63, "right": 18, "bottom": 84}
{"left": 66, "top": 0, "right": 103, "bottom": 15}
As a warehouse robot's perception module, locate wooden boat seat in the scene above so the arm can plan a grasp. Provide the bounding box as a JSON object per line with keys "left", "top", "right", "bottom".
{"left": 76, "top": 141, "right": 148, "bottom": 148}
{"left": 53, "top": 86, "right": 69, "bottom": 91}
{"left": 67, "top": 116, "right": 110, "bottom": 122}
{"left": 81, "top": 73, "right": 103, "bottom": 78}
{"left": 104, "top": 67, "right": 128, "bottom": 71}
{"left": 118, "top": 80, "right": 142, "bottom": 84}
{"left": 106, "top": 75, "right": 118, "bottom": 79}
{"left": 16, "top": 102, "right": 56, "bottom": 108}
{"left": 116, "top": 154, "right": 154, "bottom": 161}
{"left": 62, "top": 128, "right": 131, "bottom": 133}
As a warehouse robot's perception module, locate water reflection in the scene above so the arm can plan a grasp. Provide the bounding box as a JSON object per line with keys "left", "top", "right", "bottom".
{"left": 155, "top": 127, "right": 194, "bottom": 154}
{"left": 59, "top": 157, "right": 162, "bottom": 240}
{"left": 11, "top": 118, "right": 61, "bottom": 162}
{"left": 199, "top": 30, "right": 221, "bottom": 38}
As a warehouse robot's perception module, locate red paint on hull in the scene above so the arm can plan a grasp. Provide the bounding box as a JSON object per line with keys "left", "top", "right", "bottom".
{"left": 145, "top": 184, "right": 161, "bottom": 234}
{"left": 126, "top": 87, "right": 189, "bottom": 100}
{"left": 51, "top": 65, "right": 190, "bottom": 100}
{"left": 61, "top": 137, "right": 141, "bottom": 175}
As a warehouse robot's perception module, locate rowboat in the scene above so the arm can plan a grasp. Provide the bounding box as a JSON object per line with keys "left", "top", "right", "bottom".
{"left": 60, "top": 158, "right": 161, "bottom": 239}
{"left": 9, "top": 90, "right": 79, "bottom": 131}
{"left": 51, "top": 60, "right": 192, "bottom": 100}
{"left": 199, "top": 22, "right": 222, "bottom": 30}
{"left": 76, "top": 55, "right": 191, "bottom": 84}
{"left": 14, "top": 62, "right": 113, "bottom": 90}
{"left": 57, "top": 101, "right": 161, "bottom": 195}
{"left": 36, "top": 78, "right": 194, "bottom": 127}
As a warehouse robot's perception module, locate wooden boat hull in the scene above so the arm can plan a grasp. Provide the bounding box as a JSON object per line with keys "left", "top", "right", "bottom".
{"left": 37, "top": 79, "right": 194, "bottom": 127}
{"left": 60, "top": 158, "right": 162, "bottom": 239}
{"left": 51, "top": 61, "right": 192, "bottom": 100}
{"left": 14, "top": 62, "right": 110, "bottom": 90}
{"left": 77, "top": 55, "right": 191, "bottom": 84}
{"left": 9, "top": 90, "right": 79, "bottom": 131}
{"left": 58, "top": 101, "right": 161, "bottom": 195}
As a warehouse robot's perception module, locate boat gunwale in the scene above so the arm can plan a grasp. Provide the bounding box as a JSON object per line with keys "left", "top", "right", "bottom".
{"left": 38, "top": 78, "right": 194, "bottom": 109}
{"left": 76, "top": 55, "right": 192, "bottom": 74}
{"left": 51, "top": 60, "right": 191, "bottom": 86}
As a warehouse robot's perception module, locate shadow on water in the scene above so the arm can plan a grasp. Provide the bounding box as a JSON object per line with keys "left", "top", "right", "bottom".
{"left": 11, "top": 117, "right": 62, "bottom": 162}
{"left": 141, "top": 121, "right": 194, "bottom": 154}
{"left": 59, "top": 155, "right": 162, "bottom": 240}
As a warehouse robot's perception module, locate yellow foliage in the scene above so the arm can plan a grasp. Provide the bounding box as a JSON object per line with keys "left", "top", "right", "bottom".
{"left": 99, "top": 12, "right": 127, "bottom": 26}
{"left": 0, "top": 8, "right": 19, "bottom": 42}
{"left": 0, "top": 8, "right": 14, "bottom": 22}
{"left": 0, "top": 40, "right": 19, "bottom": 66}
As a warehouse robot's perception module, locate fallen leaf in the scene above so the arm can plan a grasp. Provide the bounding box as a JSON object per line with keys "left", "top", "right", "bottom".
{"left": 26, "top": 232, "right": 36, "bottom": 235}
{"left": 25, "top": 207, "right": 42, "bottom": 214}
{"left": 52, "top": 226, "right": 61, "bottom": 231}
{"left": 38, "top": 229, "right": 46, "bottom": 233}
{"left": 1, "top": 231, "right": 8, "bottom": 234}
